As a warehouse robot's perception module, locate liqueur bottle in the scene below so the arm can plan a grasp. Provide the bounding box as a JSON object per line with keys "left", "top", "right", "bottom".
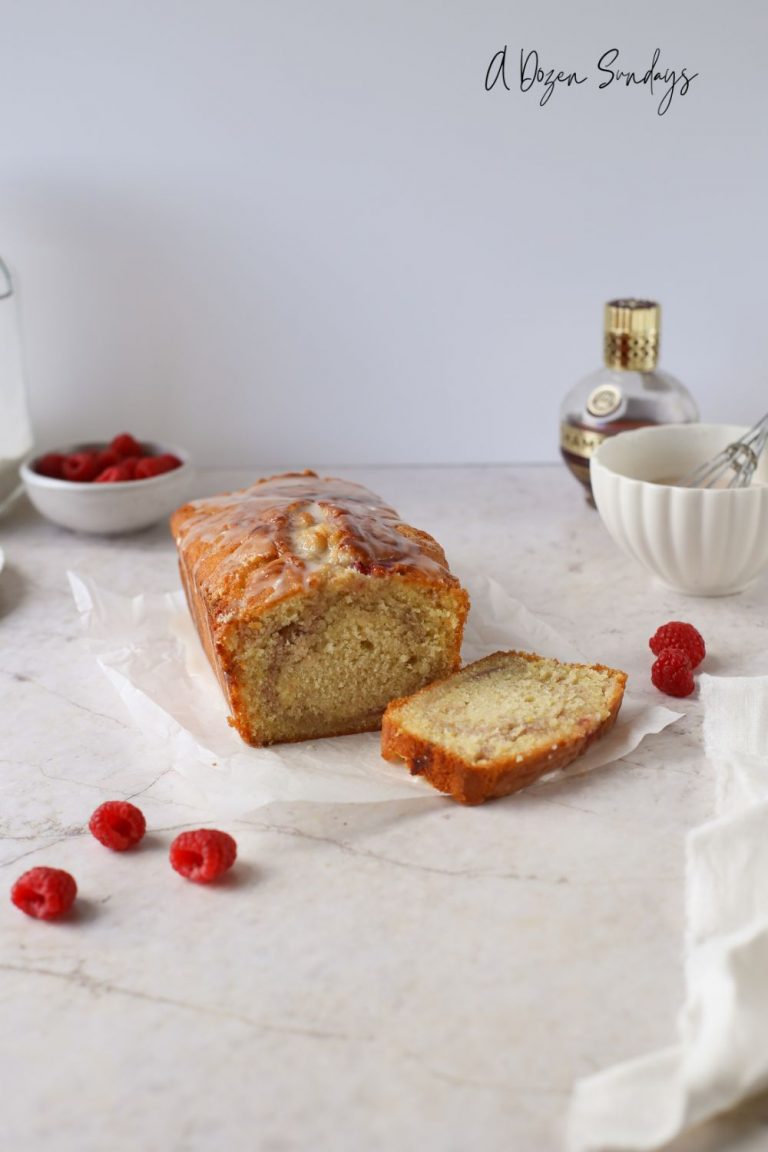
{"left": 560, "top": 299, "right": 698, "bottom": 501}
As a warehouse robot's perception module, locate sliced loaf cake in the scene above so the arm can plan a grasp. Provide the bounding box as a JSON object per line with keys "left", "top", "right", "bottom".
{"left": 381, "top": 650, "right": 627, "bottom": 805}
{"left": 171, "top": 472, "right": 468, "bottom": 746}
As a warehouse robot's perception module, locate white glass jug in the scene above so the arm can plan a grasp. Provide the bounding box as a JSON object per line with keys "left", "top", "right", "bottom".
{"left": 0, "top": 258, "right": 33, "bottom": 511}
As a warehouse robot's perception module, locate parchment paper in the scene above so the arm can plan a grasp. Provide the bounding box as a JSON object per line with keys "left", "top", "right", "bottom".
{"left": 69, "top": 572, "right": 681, "bottom": 815}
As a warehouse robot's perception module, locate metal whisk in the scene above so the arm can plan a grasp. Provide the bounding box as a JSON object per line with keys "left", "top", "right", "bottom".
{"left": 680, "top": 413, "right": 768, "bottom": 489}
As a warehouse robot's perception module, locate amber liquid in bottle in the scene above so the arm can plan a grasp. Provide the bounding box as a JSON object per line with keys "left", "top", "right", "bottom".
{"left": 560, "top": 301, "right": 698, "bottom": 502}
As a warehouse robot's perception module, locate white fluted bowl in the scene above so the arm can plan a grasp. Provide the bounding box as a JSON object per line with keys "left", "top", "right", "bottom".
{"left": 591, "top": 424, "right": 768, "bottom": 596}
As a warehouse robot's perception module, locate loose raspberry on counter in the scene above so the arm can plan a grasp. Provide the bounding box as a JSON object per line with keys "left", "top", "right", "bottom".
{"left": 169, "top": 829, "right": 237, "bottom": 884}
{"left": 11, "top": 866, "right": 77, "bottom": 919}
{"left": 35, "top": 452, "right": 66, "bottom": 479}
{"left": 62, "top": 451, "right": 101, "bottom": 483}
{"left": 89, "top": 800, "right": 147, "bottom": 851}
{"left": 651, "top": 647, "right": 696, "bottom": 698}
{"left": 134, "top": 453, "right": 182, "bottom": 479}
{"left": 111, "top": 433, "right": 144, "bottom": 457}
{"left": 649, "top": 621, "right": 706, "bottom": 669}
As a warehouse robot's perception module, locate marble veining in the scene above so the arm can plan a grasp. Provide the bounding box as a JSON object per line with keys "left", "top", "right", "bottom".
{"left": 1, "top": 465, "right": 767, "bottom": 1152}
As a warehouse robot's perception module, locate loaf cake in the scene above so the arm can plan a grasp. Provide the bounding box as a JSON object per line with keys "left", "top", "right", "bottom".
{"left": 381, "top": 650, "right": 627, "bottom": 804}
{"left": 171, "top": 471, "right": 469, "bottom": 746}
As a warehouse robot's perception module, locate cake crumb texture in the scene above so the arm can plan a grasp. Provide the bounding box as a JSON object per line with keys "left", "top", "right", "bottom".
{"left": 381, "top": 650, "right": 627, "bottom": 804}
{"left": 171, "top": 472, "right": 469, "bottom": 746}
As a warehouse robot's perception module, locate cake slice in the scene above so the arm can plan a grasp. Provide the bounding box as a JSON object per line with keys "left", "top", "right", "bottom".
{"left": 381, "top": 650, "right": 627, "bottom": 805}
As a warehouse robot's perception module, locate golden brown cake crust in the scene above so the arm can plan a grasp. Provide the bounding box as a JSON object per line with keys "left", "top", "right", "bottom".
{"left": 380, "top": 651, "right": 628, "bottom": 805}
{"left": 170, "top": 471, "right": 469, "bottom": 744}
{"left": 171, "top": 471, "right": 463, "bottom": 617}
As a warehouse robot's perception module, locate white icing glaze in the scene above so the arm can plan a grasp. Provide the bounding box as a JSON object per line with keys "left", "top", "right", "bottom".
{"left": 173, "top": 471, "right": 459, "bottom": 615}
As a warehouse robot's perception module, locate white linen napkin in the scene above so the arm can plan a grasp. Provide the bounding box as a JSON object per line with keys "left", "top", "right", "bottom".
{"left": 568, "top": 673, "right": 768, "bottom": 1151}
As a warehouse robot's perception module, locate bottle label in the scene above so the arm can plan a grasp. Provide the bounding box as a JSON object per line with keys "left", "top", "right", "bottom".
{"left": 586, "top": 383, "right": 624, "bottom": 419}
{"left": 560, "top": 422, "right": 606, "bottom": 460}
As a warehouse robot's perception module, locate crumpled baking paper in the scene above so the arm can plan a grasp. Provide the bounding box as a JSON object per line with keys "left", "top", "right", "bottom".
{"left": 568, "top": 673, "right": 768, "bottom": 1151}
{"left": 68, "top": 571, "right": 680, "bottom": 816}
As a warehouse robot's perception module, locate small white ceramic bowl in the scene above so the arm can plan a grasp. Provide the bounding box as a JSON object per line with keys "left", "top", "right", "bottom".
{"left": 20, "top": 442, "right": 194, "bottom": 535}
{"left": 591, "top": 424, "right": 768, "bottom": 596}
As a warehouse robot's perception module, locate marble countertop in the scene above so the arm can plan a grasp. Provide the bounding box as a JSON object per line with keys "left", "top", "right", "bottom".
{"left": 3, "top": 464, "right": 767, "bottom": 1152}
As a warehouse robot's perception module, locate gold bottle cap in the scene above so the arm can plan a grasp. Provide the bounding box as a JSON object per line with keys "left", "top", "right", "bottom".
{"left": 604, "top": 298, "right": 660, "bottom": 371}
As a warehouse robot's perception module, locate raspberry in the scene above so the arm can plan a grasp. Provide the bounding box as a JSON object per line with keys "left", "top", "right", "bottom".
{"left": 89, "top": 800, "right": 146, "bottom": 851}
{"left": 11, "top": 866, "right": 77, "bottom": 919}
{"left": 95, "top": 457, "right": 140, "bottom": 482}
{"left": 169, "top": 829, "right": 237, "bottom": 883}
{"left": 135, "top": 453, "right": 182, "bottom": 480}
{"left": 62, "top": 451, "right": 101, "bottom": 482}
{"left": 651, "top": 647, "right": 695, "bottom": 698}
{"left": 111, "top": 433, "right": 144, "bottom": 458}
{"left": 94, "top": 465, "right": 128, "bottom": 483}
{"left": 35, "top": 452, "right": 66, "bottom": 479}
{"left": 649, "top": 622, "right": 706, "bottom": 669}
{"left": 95, "top": 447, "right": 121, "bottom": 472}
{"left": 119, "top": 455, "right": 140, "bottom": 477}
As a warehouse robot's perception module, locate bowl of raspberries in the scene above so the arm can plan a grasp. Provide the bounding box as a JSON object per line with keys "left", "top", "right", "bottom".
{"left": 20, "top": 433, "right": 193, "bottom": 534}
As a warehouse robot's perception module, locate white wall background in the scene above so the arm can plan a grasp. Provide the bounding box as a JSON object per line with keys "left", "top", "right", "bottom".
{"left": 1, "top": 0, "right": 766, "bottom": 466}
